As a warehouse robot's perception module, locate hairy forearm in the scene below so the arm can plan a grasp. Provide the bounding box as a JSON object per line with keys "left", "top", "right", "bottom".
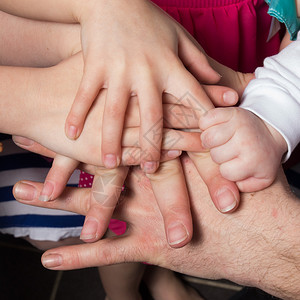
{"left": 180, "top": 160, "right": 300, "bottom": 299}
{"left": 219, "top": 176, "right": 300, "bottom": 299}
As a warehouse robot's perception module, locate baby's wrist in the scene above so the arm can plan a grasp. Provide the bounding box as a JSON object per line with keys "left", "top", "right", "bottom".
{"left": 264, "top": 121, "right": 288, "bottom": 159}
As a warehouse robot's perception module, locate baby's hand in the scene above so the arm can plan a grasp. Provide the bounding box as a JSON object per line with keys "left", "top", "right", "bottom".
{"left": 199, "top": 107, "right": 288, "bottom": 192}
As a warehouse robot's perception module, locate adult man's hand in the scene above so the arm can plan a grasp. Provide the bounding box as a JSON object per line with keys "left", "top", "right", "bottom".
{"left": 13, "top": 155, "right": 300, "bottom": 300}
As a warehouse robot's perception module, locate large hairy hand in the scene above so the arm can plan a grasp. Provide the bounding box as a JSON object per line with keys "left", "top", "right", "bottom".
{"left": 13, "top": 155, "right": 300, "bottom": 300}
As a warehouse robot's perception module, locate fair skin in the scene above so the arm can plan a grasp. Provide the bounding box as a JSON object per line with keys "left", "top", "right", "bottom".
{"left": 199, "top": 107, "right": 288, "bottom": 192}
{"left": 0, "top": 10, "right": 247, "bottom": 246}
{"left": 0, "top": 12, "right": 207, "bottom": 300}
{"left": 13, "top": 157, "right": 300, "bottom": 300}
{"left": 0, "top": 0, "right": 220, "bottom": 173}
{"left": 199, "top": 5, "right": 300, "bottom": 193}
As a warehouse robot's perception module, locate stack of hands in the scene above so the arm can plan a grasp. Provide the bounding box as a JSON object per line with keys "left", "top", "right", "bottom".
{"left": 0, "top": 1, "right": 299, "bottom": 299}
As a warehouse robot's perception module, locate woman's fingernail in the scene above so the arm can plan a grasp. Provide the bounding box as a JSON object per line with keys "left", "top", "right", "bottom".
{"left": 143, "top": 161, "right": 158, "bottom": 174}
{"left": 216, "top": 187, "right": 237, "bottom": 213}
{"left": 39, "top": 181, "right": 54, "bottom": 202}
{"left": 42, "top": 254, "right": 63, "bottom": 269}
{"left": 103, "top": 154, "right": 118, "bottom": 169}
{"left": 167, "top": 222, "right": 189, "bottom": 246}
{"left": 223, "top": 91, "right": 238, "bottom": 105}
{"left": 167, "top": 150, "right": 182, "bottom": 159}
{"left": 12, "top": 136, "right": 34, "bottom": 146}
{"left": 67, "top": 125, "right": 78, "bottom": 140}
{"left": 14, "top": 182, "right": 37, "bottom": 201}
{"left": 80, "top": 217, "right": 99, "bottom": 241}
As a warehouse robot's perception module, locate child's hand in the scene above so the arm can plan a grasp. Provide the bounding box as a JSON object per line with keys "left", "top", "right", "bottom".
{"left": 66, "top": 0, "right": 219, "bottom": 173}
{"left": 199, "top": 107, "right": 288, "bottom": 192}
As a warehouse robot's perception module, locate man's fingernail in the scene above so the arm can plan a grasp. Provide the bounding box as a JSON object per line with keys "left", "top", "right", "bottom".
{"left": 42, "top": 254, "right": 63, "bottom": 269}
{"left": 216, "top": 187, "right": 237, "bottom": 213}
{"left": 142, "top": 161, "right": 158, "bottom": 174}
{"left": 167, "top": 222, "right": 189, "bottom": 246}
{"left": 80, "top": 217, "right": 99, "bottom": 241}
{"left": 39, "top": 181, "right": 54, "bottom": 202}
{"left": 223, "top": 91, "right": 238, "bottom": 105}
{"left": 103, "top": 154, "right": 118, "bottom": 169}
{"left": 167, "top": 150, "right": 182, "bottom": 159}
{"left": 14, "top": 182, "right": 37, "bottom": 201}
{"left": 67, "top": 125, "right": 78, "bottom": 140}
{"left": 12, "top": 136, "right": 34, "bottom": 146}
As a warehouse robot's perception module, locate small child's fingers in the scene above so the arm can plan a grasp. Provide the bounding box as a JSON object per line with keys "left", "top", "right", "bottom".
{"left": 138, "top": 82, "right": 163, "bottom": 174}
{"left": 39, "top": 155, "right": 79, "bottom": 202}
{"left": 80, "top": 167, "right": 128, "bottom": 243}
{"left": 201, "top": 122, "right": 235, "bottom": 149}
{"left": 102, "top": 82, "right": 130, "bottom": 169}
{"left": 65, "top": 63, "right": 104, "bottom": 140}
{"left": 146, "top": 159, "right": 193, "bottom": 248}
{"left": 209, "top": 141, "right": 239, "bottom": 165}
{"left": 219, "top": 158, "right": 253, "bottom": 182}
{"left": 237, "top": 177, "right": 273, "bottom": 193}
{"left": 187, "top": 152, "right": 240, "bottom": 213}
{"left": 199, "top": 107, "right": 234, "bottom": 131}
{"left": 202, "top": 85, "right": 239, "bottom": 107}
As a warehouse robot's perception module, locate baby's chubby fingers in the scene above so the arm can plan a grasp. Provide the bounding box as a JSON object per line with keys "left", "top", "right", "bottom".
{"left": 209, "top": 138, "right": 239, "bottom": 164}
{"left": 146, "top": 159, "right": 192, "bottom": 248}
{"left": 200, "top": 121, "right": 236, "bottom": 150}
{"left": 199, "top": 107, "right": 234, "bottom": 131}
{"left": 219, "top": 157, "right": 256, "bottom": 183}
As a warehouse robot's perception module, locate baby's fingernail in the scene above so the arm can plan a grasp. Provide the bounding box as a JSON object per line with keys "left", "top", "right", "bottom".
{"left": 167, "top": 150, "right": 182, "bottom": 159}
{"left": 223, "top": 91, "right": 238, "bottom": 105}
{"left": 167, "top": 222, "right": 189, "bottom": 246}
{"left": 216, "top": 187, "right": 237, "bottom": 213}
{"left": 80, "top": 217, "right": 99, "bottom": 241}
{"left": 103, "top": 154, "right": 118, "bottom": 169}
{"left": 39, "top": 181, "right": 54, "bottom": 202}
{"left": 42, "top": 254, "right": 63, "bottom": 269}
{"left": 67, "top": 125, "right": 78, "bottom": 140}
{"left": 142, "top": 161, "right": 158, "bottom": 174}
{"left": 14, "top": 182, "right": 37, "bottom": 201}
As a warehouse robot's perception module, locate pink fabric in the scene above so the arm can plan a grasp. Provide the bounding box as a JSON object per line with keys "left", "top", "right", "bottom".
{"left": 152, "top": 0, "right": 281, "bottom": 72}
{"left": 80, "top": 0, "right": 282, "bottom": 235}
{"left": 79, "top": 172, "right": 127, "bottom": 235}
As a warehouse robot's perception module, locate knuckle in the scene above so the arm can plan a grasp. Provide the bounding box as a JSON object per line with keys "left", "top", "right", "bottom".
{"left": 201, "top": 130, "right": 214, "bottom": 148}
{"left": 105, "top": 103, "right": 125, "bottom": 120}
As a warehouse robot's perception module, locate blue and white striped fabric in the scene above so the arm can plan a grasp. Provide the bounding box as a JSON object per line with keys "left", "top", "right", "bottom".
{"left": 0, "top": 135, "right": 84, "bottom": 241}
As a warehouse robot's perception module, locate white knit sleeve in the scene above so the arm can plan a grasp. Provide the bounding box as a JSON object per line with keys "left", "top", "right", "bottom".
{"left": 240, "top": 32, "right": 300, "bottom": 161}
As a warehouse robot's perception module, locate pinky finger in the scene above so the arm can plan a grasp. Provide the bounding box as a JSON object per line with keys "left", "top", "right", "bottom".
{"left": 39, "top": 155, "right": 79, "bottom": 202}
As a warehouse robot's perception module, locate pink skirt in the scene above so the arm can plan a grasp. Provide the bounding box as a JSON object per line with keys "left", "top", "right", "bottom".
{"left": 152, "top": 0, "right": 281, "bottom": 72}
